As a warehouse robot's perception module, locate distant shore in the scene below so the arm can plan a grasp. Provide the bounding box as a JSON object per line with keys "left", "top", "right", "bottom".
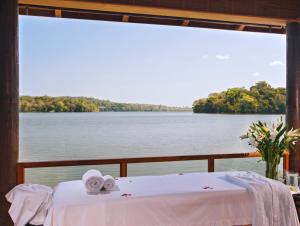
{"left": 19, "top": 96, "right": 192, "bottom": 113}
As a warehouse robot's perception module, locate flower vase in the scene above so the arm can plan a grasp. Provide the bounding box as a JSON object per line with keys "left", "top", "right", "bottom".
{"left": 265, "top": 160, "right": 279, "bottom": 180}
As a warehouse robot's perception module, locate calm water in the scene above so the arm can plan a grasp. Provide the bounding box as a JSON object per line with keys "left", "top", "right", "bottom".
{"left": 20, "top": 112, "right": 284, "bottom": 186}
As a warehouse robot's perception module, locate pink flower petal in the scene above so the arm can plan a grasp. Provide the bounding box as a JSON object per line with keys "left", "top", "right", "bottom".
{"left": 121, "top": 193, "right": 132, "bottom": 197}
{"left": 202, "top": 186, "right": 213, "bottom": 190}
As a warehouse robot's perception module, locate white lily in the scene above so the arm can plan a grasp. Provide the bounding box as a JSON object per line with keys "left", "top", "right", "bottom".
{"left": 249, "top": 137, "right": 258, "bottom": 147}
{"left": 270, "top": 128, "right": 278, "bottom": 142}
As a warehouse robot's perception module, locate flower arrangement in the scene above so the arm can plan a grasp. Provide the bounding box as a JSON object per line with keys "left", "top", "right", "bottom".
{"left": 241, "top": 117, "right": 300, "bottom": 179}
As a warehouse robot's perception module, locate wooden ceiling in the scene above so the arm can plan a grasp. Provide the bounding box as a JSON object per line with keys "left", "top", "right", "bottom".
{"left": 18, "top": 0, "right": 300, "bottom": 34}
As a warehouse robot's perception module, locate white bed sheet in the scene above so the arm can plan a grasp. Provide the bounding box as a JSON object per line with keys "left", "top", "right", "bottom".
{"left": 44, "top": 172, "right": 253, "bottom": 226}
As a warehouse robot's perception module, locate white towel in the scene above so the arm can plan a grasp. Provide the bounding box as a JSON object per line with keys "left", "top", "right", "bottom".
{"left": 103, "top": 175, "right": 115, "bottom": 191}
{"left": 82, "top": 169, "right": 104, "bottom": 195}
{"left": 5, "top": 184, "right": 53, "bottom": 226}
{"left": 226, "top": 171, "right": 299, "bottom": 226}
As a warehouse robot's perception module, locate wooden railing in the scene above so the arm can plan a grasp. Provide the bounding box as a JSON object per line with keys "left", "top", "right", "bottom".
{"left": 16, "top": 152, "right": 290, "bottom": 184}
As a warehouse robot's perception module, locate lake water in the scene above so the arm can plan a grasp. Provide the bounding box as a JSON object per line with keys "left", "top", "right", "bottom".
{"left": 20, "top": 112, "right": 284, "bottom": 186}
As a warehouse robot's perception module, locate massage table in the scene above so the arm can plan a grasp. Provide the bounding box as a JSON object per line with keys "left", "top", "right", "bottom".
{"left": 44, "top": 172, "right": 253, "bottom": 226}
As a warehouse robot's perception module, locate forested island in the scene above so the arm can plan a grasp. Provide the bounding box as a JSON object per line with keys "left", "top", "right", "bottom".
{"left": 193, "top": 81, "right": 285, "bottom": 114}
{"left": 19, "top": 96, "right": 191, "bottom": 112}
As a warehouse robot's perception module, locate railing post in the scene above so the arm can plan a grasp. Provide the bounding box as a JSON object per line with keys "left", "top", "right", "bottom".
{"left": 283, "top": 152, "right": 289, "bottom": 174}
{"left": 17, "top": 166, "right": 25, "bottom": 184}
{"left": 208, "top": 157, "right": 215, "bottom": 172}
{"left": 120, "top": 162, "right": 127, "bottom": 177}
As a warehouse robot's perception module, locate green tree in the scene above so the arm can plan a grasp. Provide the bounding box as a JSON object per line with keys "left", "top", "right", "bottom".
{"left": 193, "top": 81, "right": 285, "bottom": 114}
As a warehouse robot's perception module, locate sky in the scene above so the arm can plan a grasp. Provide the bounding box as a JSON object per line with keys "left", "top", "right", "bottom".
{"left": 19, "top": 16, "right": 286, "bottom": 107}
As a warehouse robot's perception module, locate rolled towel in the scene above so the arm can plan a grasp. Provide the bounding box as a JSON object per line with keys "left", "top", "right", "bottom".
{"left": 103, "top": 175, "right": 116, "bottom": 191}
{"left": 82, "top": 169, "right": 104, "bottom": 195}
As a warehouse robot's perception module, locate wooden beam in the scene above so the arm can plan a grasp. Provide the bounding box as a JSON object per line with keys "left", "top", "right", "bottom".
{"left": 122, "top": 15, "right": 129, "bottom": 22}
{"left": 16, "top": 152, "right": 288, "bottom": 184}
{"left": 181, "top": 19, "right": 190, "bottom": 26}
{"left": 0, "top": 0, "right": 19, "bottom": 225}
{"left": 287, "top": 22, "right": 300, "bottom": 174}
{"left": 236, "top": 24, "right": 246, "bottom": 31}
{"left": 54, "top": 9, "right": 62, "bottom": 17}
{"left": 18, "top": 0, "right": 299, "bottom": 27}
{"left": 17, "top": 152, "right": 262, "bottom": 169}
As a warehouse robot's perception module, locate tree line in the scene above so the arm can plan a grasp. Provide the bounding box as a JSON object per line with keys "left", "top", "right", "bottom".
{"left": 193, "top": 81, "right": 286, "bottom": 114}
{"left": 19, "top": 96, "right": 191, "bottom": 112}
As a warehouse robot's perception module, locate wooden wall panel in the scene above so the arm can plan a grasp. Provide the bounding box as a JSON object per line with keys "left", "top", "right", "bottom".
{"left": 182, "top": 0, "right": 210, "bottom": 11}
{"left": 160, "top": 0, "right": 185, "bottom": 9}
{"left": 86, "top": 0, "right": 300, "bottom": 20}
{"left": 287, "top": 22, "right": 300, "bottom": 174}
{"left": 208, "top": 0, "right": 233, "bottom": 14}
{"left": 231, "top": 0, "right": 255, "bottom": 16}
{"left": 0, "top": 0, "right": 19, "bottom": 225}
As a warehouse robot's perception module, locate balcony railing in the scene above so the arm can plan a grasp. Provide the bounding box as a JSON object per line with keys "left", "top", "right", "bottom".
{"left": 17, "top": 152, "right": 290, "bottom": 184}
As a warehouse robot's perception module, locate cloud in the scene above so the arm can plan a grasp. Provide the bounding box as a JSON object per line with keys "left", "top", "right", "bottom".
{"left": 252, "top": 72, "right": 260, "bottom": 77}
{"left": 215, "top": 54, "right": 230, "bottom": 60}
{"left": 201, "top": 55, "right": 208, "bottom": 59}
{"left": 269, "top": 60, "right": 284, "bottom": 66}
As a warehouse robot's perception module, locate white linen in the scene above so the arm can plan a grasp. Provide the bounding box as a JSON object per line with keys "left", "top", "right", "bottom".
{"left": 226, "top": 171, "right": 299, "bottom": 226}
{"left": 82, "top": 169, "right": 104, "bottom": 195}
{"left": 103, "top": 175, "right": 115, "bottom": 191}
{"left": 45, "top": 172, "right": 253, "bottom": 226}
{"left": 6, "top": 184, "right": 53, "bottom": 226}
